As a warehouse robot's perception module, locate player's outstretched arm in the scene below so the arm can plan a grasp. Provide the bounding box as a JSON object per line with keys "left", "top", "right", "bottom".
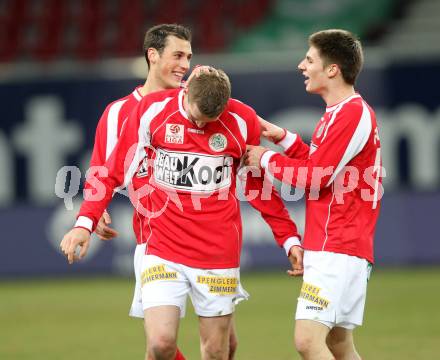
{"left": 257, "top": 116, "right": 310, "bottom": 160}
{"left": 60, "top": 227, "right": 91, "bottom": 264}
{"left": 238, "top": 104, "right": 302, "bottom": 260}
{"left": 251, "top": 103, "right": 369, "bottom": 189}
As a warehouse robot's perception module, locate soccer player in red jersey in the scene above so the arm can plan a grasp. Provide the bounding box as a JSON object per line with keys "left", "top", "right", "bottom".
{"left": 245, "top": 29, "right": 383, "bottom": 360}
{"left": 62, "top": 68, "right": 302, "bottom": 359}
{"left": 88, "top": 24, "right": 192, "bottom": 360}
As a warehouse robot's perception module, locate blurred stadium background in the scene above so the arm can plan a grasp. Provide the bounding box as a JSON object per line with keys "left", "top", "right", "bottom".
{"left": 1, "top": 0, "right": 439, "bottom": 359}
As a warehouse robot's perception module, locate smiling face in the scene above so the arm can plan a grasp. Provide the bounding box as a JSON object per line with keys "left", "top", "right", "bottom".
{"left": 149, "top": 35, "right": 192, "bottom": 89}
{"left": 297, "top": 46, "right": 330, "bottom": 95}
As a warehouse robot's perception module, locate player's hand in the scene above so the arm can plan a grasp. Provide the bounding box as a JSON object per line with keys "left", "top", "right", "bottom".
{"left": 258, "top": 116, "right": 285, "bottom": 143}
{"left": 243, "top": 145, "right": 267, "bottom": 168}
{"left": 95, "top": 211, "right": 119, "bottom": 241}
{"left": 287, "top": 246, "right": 304, "bottom": 277}
{"left": 60, "top": 228, "right": 91, "bottom": 265}
{"left": 185, "top": 65, "right": 215, "bottom": 86}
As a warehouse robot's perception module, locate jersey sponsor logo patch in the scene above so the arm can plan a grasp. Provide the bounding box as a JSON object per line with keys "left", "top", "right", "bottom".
{"left": 154, "top": 148, "right": 233, "bottom": 192}
{"left": 141, "top": 264, "right": 177, "bottom": 286}
{"left": 165, "top": 124, "right": 184, "bottom": 144}
{"left": 209, "top": 133, "right": 227, "bottom": 152}
{"left": 136, "top": 157, "right": 149, "bottom": 178}
{"left": 299, "top": 282, "right": 330, "bottom": 308}
{"left": 197, "top": 275, "right": 238, "bottom": 295}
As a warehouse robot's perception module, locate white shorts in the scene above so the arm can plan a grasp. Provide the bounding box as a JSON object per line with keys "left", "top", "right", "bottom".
{"left": 140, "top": 254, "right": 249, "bottom": 317}
{"left": 295, "top": 250, "right": 371, "bottom": 330}
{"left": 129, "top": 243, "right": 147, "bottom": 318}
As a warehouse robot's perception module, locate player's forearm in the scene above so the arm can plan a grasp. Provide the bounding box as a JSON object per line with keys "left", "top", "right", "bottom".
{"left": 276, "top": 130, "right": 310, "bottom": 159}
{"left": 262, "top": 211, "right": 302, "bottom": 249}
{"left": 260, "top": 152, "right": 334, "bottom": 190}
{"left": 77, "top": 176, "right": 118, "bottom": 231}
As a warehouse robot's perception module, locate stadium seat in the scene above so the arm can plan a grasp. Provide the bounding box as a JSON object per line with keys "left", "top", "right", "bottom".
{"left": 75, "top": 0, "right": 105, "bottom": 60}
{"left": 0, "top": 0, "right": 27, "bottom": 62}
{"left": 112, "top": 0, "right": 145, "bottom": 57}
{"left": 233, "top": 0, "right": 270, "bottom": 29}
{"left": 32, "top": 0, "right": 67, "bottom": 61}
{"left": 152, "top": 0, "right": 185, "bottom": 24}
{"left": 195, "top": 2, "right": 227, "bottom": 52}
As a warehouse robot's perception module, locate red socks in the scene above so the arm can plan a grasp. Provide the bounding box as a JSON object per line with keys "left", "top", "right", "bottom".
{"left": 175, "top": 348, "right": 186, "bottom": 360}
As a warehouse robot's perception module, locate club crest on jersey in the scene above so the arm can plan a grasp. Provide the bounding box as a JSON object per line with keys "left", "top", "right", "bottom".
{"left": 165, "top": 124, "right": 184, "bottom": 144}
{"left": 209, "top": 133, "right": 227, "bottom": 152}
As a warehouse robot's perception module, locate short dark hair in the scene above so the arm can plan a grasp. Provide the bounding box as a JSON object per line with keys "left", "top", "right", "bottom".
{"left": 143, "top": 24, "right": 192, "bottom": 68}
{"left": 188, "top": 69, "right": 231, "bottom": 118}
{"left": 309, "top": 29, "right": 363, "bottom": 85}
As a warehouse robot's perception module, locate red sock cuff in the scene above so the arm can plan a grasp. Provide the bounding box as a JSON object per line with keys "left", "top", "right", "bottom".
{"left": 174, "top": 348, "right": 186, "bottom": 360}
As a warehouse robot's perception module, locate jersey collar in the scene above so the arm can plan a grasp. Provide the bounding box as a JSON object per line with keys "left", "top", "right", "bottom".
{"left": 132, "top": 87, "right": 143, "bottom": 101}
{"left": 326, "top": 94, "right": 361, "bottom": 112}
{"left": 178, "top": 89, "right": 189, "bottom": 119}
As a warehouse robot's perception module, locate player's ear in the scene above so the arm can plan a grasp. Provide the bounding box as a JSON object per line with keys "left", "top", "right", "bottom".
{"left": 327, "top": 64, "right": 339, "bottom": 79}
{"left": 148, "top": 48, "right": 159, "bottom": 65}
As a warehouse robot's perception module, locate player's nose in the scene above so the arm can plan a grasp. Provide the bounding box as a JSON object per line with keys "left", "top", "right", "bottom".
{"left": 180, "top": 57, "right": 190, "bottom": 71}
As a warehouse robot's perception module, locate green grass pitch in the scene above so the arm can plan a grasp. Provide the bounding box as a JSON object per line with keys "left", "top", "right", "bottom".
{"left": 1, "top": 268, "right": 439, "bottom": 359}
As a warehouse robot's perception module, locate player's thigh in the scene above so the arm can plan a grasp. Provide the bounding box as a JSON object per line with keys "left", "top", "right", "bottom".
{"left": 186, "top": 266, "right": 248, "bottom": 317}
{"left": 295, "top": 319, "right": 331, "bottom": 349}
{"left": 144, "top": 305, "right": 181, "bottom": 344}
{"left": 199, "top": 313, "right": 233, "bottom": 345}
{"left": 141, "top": 254, "right": 190, "bottom": 317}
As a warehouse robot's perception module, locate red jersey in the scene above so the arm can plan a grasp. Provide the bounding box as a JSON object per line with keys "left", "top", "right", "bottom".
{"left": 260, "top": 94, "right": 382, "bottom": 263}
{"left": 79, "top": 88, "right": 299, "bottom": 268}
{"left": 87, "top": 87, "right": 144, "bottom": 243}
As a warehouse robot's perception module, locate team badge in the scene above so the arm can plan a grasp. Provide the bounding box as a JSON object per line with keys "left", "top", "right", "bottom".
{"left": 209, "top": 133, "right": 227, "bottom": 152}
{"left": 165, "top": 124, "right": 184, "bottom": 144}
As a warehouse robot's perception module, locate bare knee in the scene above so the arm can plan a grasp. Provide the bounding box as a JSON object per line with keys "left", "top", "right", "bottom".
{"left": 199, "top": 314, "right": 232, "bottom": 360}
{"left": 201, "top": 333, "right": 229, "bottom": 360}
{"left": 327, "top": 332, "right": 347, "bottom": 355}
{"left": 294, "top": 320, "right": 334, "bottom": 359}
{"left": 326, "top": 328, "right": 359, "bottom": 359}
{"left": 295, "top": 331, "right": 315, "bottom": 356}
{"left": 202, "top": 342, "right": 225, "bottom": 360}
{"left": 148, "top": 335, "right": 177, "bottom": 360}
